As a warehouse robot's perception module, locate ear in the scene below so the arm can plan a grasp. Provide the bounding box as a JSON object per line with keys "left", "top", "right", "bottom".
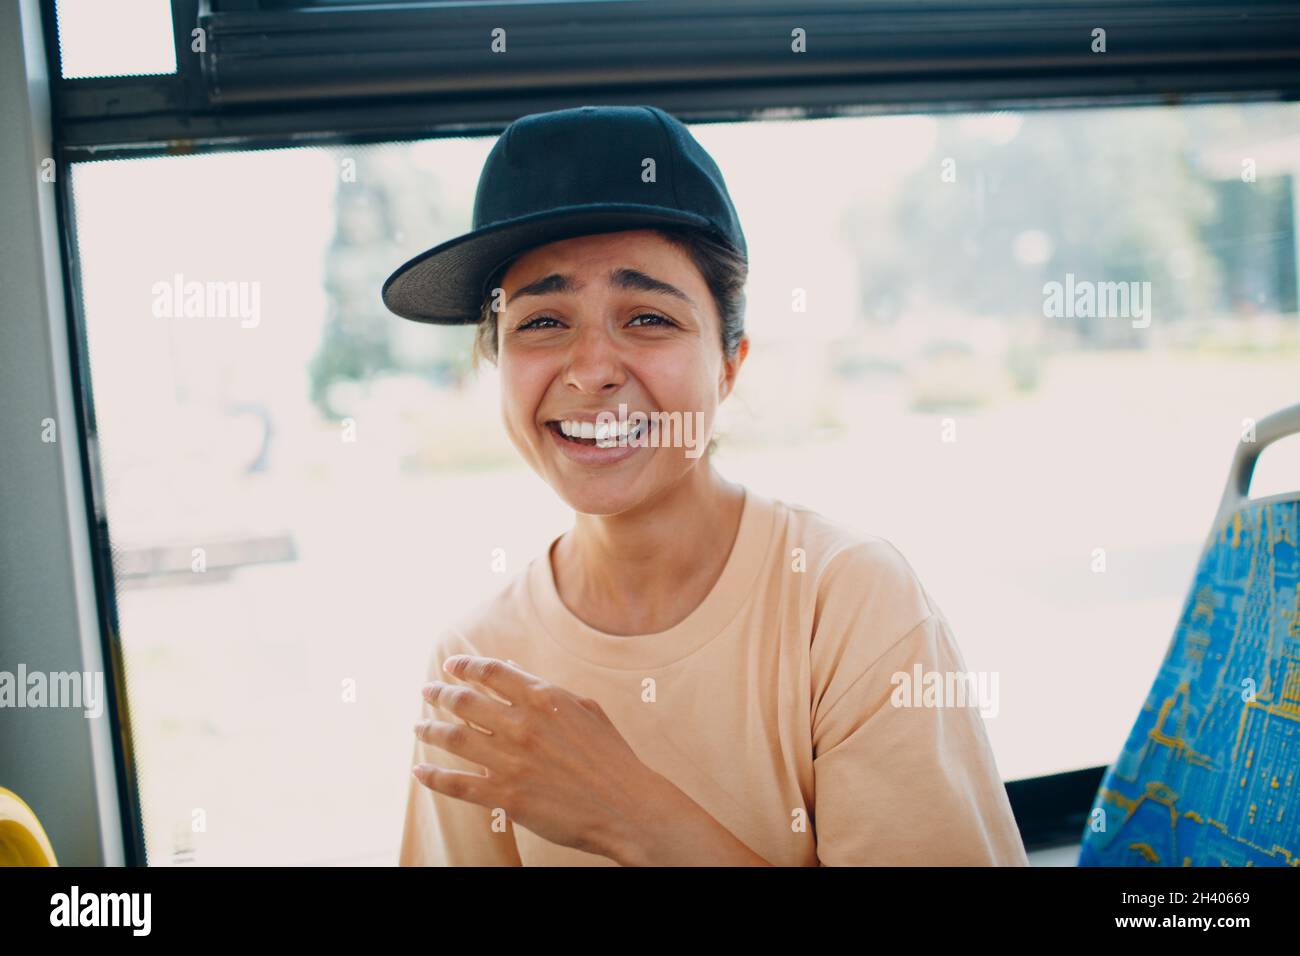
{"left": 717, "top": 336, "right": 749, "bottom": 402}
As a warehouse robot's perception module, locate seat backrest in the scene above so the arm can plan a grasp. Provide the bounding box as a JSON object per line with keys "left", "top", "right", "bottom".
{"left": 1079, "top": 404, "right": 1300, "bottom": 866}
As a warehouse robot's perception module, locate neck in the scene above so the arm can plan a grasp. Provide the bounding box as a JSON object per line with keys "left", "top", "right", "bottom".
{"left": 552, "top": 460, "right": 745, "bottom": 635}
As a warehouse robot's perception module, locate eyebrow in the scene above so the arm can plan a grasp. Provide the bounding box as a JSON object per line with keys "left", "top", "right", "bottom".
{"left": 509, "top": 268, "right": 695, "bottom": 307}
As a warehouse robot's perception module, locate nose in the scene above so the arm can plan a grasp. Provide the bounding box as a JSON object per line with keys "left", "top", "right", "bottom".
{"left": 562, "top": 322, "right": 625, "bottom": 394}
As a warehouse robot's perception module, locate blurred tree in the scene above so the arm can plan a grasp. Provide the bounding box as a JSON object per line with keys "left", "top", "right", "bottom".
{"left": 309, "top": 146, "right": 480, "bottom": 419}
{"left": 842, "top": 104, "right": 1300, "bottom": 347}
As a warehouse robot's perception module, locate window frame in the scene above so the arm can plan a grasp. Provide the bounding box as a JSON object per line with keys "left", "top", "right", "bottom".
{"left": 40, "top": 0, "right": 1300, "bottom": 864}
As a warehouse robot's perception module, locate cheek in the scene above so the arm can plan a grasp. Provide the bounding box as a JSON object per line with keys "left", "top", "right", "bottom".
{"left": 643, "top": 351, "right": 719, "bottom": 413}
{"left": 498, "top": 354, "right": 547, "bottom": 430}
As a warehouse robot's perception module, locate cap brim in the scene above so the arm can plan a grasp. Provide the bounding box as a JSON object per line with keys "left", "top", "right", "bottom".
{"left": 381, "top": 203, "right": 717, "bottom": 324}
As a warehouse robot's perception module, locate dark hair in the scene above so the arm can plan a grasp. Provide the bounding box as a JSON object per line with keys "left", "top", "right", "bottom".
{"left": 470, "top": 227, "right": 748, "bottom": 459}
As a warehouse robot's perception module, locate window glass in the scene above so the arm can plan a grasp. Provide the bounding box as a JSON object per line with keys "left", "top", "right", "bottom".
{"left": 69, "top": 100, "right": 1300, "bottom": 864}
{"left": 56, "top": 0, "right": 177, "bottom": 79}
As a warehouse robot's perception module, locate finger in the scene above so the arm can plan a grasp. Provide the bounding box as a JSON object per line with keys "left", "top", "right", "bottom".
{"left": 422, "top": 679, "right": 512, "bottom": 735}
{"left": 411, "top": 762, "right": 493, "bottom": 807}
{"left": 414, "top": 717, "right": 498, "bottom": 770}
{"left": 443, "top": 655, "right": 540, "bottom": 704}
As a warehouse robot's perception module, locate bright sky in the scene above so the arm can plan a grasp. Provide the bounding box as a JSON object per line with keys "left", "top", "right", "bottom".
{"left": 56, "top": 0, "right": 176, "bottom": 78}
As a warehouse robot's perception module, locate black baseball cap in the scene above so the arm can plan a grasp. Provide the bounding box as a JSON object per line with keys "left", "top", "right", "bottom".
{"left": 381, "top": 104, "right": 748, "bottom": 325}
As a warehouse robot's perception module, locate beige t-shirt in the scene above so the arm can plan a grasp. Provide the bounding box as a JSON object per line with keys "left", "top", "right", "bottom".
{"left": 399, "top": 486, "right": 1028, "bottom": 866}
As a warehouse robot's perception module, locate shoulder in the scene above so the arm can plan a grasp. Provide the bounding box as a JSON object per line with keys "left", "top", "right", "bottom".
{"left": 771, "top": 496, "right": 939, "bottom": 683}
{"left": 776, "top": 497, "right": 934, "bottom": 631}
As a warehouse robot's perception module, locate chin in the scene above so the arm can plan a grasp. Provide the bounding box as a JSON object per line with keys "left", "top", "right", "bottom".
{"left": 552, "top": 481, "right": 645, "bottom": 517}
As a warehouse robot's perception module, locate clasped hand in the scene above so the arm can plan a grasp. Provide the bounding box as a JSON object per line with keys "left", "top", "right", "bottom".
{"left": 411, "top": 655, "right": 657, "bottom": 860}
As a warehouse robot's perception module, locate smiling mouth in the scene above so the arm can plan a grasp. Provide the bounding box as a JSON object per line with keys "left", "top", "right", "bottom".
{"left": 545, "top": 419, "right": 649, "bottom": 448}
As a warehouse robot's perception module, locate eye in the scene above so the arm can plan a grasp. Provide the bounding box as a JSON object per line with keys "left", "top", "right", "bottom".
{"left": 628, "top": 312, "right": 676, "bottom": 328}
{"left": 516, "top": 314, "right": 563, "bottom": 331}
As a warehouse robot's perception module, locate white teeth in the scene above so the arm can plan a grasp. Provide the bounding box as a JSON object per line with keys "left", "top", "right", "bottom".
{"left": 555, "top": 417, "right": 647, "bottom": 447}
{"left": 595, "top": 421, "right": 646, "bottom": 447}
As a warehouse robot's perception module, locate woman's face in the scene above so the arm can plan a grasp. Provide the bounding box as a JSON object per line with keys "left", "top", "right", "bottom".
{"left": 495, "top": 229, "right": 746, "bottom": 516}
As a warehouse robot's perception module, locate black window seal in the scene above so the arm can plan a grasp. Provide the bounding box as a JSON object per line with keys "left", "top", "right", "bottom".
{"left": 46, "top": 0, "right": 1300, "bottom": 161}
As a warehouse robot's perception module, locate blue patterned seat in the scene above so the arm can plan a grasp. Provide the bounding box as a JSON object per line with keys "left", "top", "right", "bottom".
{"left": 1079, "top": 404, "right": 1300, "bottom": 867}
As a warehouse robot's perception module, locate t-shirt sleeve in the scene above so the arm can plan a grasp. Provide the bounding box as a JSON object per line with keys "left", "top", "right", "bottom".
{"left": 809, "top": 544, "right": 1028, "bottom": 866}
{"left": 398, "top": 632, "right": 523, "bottom": 866}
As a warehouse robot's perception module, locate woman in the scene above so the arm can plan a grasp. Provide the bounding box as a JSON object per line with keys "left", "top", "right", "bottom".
{"left": 386, "top": 105, "right": 1028, "bottom": 866}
